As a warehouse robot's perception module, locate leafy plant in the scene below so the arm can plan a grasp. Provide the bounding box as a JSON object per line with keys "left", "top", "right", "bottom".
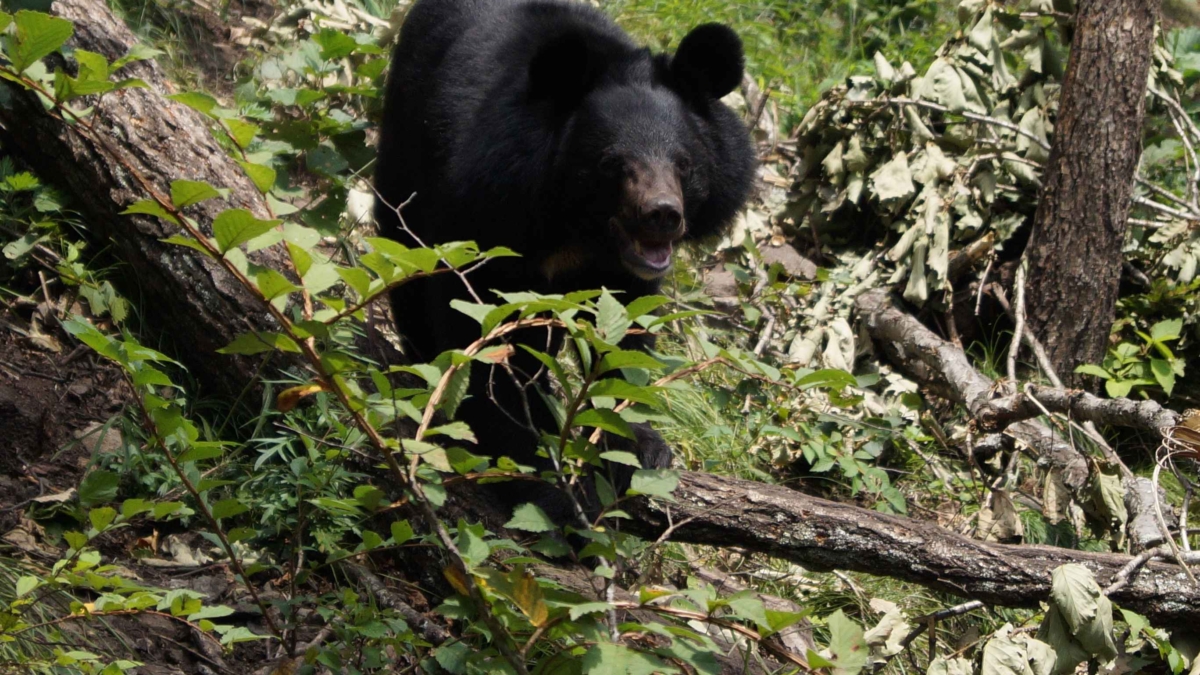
{"left": 1075, "top": 319, "right": 1187, "bottom": 397}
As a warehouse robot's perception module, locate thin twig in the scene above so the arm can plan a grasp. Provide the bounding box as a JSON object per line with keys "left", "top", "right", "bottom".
{"left": 1005, "top": 261, "right": 1027, "bottom": 386}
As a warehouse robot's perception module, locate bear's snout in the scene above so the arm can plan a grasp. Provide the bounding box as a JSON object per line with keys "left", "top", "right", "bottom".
{"left": 638, "top": 195, "right": 684, "bottom": 238}
{"left": 620, "top": 159, "right": 686, "bottom": 242}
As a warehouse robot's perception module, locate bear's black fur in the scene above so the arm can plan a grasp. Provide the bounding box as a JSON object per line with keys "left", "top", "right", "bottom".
{"left": 374, "top": 0, "right": 756, "bottom": 521}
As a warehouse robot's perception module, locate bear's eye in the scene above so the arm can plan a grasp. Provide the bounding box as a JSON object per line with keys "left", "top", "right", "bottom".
{"left": 676, "top": 156, "right": 693, "bottom": 177}
{"left": 599, "top": 155, "right": 624, "bottom": 177}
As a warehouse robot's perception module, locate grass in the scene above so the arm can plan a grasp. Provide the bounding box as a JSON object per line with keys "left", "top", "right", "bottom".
{"left": 601, "top": 0, "right": 956, "bottom": 124}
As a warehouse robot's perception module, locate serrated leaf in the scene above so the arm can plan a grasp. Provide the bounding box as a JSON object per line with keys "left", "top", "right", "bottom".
{"left": 236, "top": 160, "right": 276, "bottom": 194}
{"left": 78, "top": 470, "right": 119, "bottom": 507}
{"left": 217, "top": 331, "right": 300, "bottom": 355}
{"left": 212, "top": 209, "right": 280, "bottom": 253}
{"left": 122, "top": 199, "right": 179, "bottom": 225}
{"left": 255, "top": 269, "right": 298, "bottom": 301}
{"left": 11, "top": 11, "right": 74, "bottom": 74}
{"left": 596, "top": 290, "right": 631, "bottom": 342}
{"left": 505, "top": 503, "right": 556, "bottom": 533}
{"left": 88, "top": 506, "right": 117, "bottom": 531}
{"left": 574, "top": 408, "right": 633, "bottom": 438}
{"left": 223, "top": 119, "right": 259, "bottom": 149}
{"left": 1050, "top": 564, "right": 1101, "bottom": 635}
{"left": 569, "top": 601, "right": 614, "bottom": 620}
{"left": 170, "top": 180, "right": 221, "bottom": 209}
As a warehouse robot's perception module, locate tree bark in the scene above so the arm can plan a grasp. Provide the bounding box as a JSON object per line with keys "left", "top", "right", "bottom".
{"left": 625, "top": 471, "right": 1200, "bottom": 626}
{"left": 1024, "top": 0, "right": 1161, "bottom": 384}
{"left": 0, "top": 0, "right": 302, "bottom": 398}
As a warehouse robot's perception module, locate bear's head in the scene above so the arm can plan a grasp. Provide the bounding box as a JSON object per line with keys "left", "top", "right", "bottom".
{"left": 529, "top": 23, "right": 755, "bottom": 283}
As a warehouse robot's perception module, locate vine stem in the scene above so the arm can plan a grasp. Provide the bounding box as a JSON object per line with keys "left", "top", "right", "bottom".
{"left": 5, "top": 70, "right": 531, "bottom": 673}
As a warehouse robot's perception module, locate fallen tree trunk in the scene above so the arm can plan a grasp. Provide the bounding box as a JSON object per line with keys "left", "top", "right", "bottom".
{"left": 0, "top": 0, "right": 301, "bottom": 398}
{"left": 626, "top": 471, "right": 1200, "bottom": 625}
{"left": 856, "top": 288, "right": 1090, "bottom": 490}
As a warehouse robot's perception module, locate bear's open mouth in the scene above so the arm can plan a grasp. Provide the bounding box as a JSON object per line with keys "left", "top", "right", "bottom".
{"left": 611, "top": 218, "right": 678, "bottom": 280}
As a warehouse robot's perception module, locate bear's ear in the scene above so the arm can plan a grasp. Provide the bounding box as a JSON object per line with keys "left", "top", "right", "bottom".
{"left": 671, "top": 23, "right": 744, "bottom": 100}
{"left": 529, "top": 33, "right": 603, "bottom": 109}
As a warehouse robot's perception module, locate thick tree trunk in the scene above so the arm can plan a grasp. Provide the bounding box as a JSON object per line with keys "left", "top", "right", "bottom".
{"left": 0, "top": 0, "right": 302, "bottom": 398}
{"left": 1024, "top": 0, "right": 1160, "bottom": 383}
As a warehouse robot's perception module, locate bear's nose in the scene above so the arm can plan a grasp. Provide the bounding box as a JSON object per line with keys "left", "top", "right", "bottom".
{"left": 641, "top": 198, "right": 683, "bottom": 235}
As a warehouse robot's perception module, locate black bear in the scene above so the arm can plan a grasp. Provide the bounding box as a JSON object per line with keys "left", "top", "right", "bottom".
{"left": 374, "top": 0, "right": 756, "bottom": 521}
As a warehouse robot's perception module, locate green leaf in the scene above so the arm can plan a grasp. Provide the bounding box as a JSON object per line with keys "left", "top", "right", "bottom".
{"left": 581, "top": 643, "right": 669, "bottom": 675}
{"left": 569, "top": 601, "right": 614, "bottom": 620}
{"left": 313, "top": 28, "right": 358, "bottom": 60}
{"left": 625, "top": 295, "right": 671, "bottom": 320}
{"left": 454, "top": 519, "right": 490, "bottom": 568}
{"left": 212, "top": 209, "right": 280, "bottom": 253}
{"left": 121, "top": 199, "right": 179, "bottom": 225}
{"left": 11, "top": 11, "right": 74, "bottom": 74}
{"left": 73, "top": 49, "right": 109, "bottom": 81}
{"left": 120, "top": 499, "right": 154, "bottom": 519}
{"left": 1074, "top": 364, "right": 1111, "bottom": 380}
{"left": 236, "top": 160, "right": 276, "bottom": 194}
{"left": 628, "top": 469, "right": 679, "bottom": 499}
{"left": 504, "top": 503, "right": 556, "bottom": 532}
{"left": 596, "top": 290, "right": 631, "bottom": 342}
{"left": 176, "top": 443, "right": 225, "bottom": 463}
{"left": 1105, "top": 379, "right": 1135, "bottom": 398}
{"left": 587, "top": 379, "right": 660, "bottom": 406}
{"left": 599, "top": 451, "right": 641, "bottom": 467}
{"left": 597, "top": 350, "right": 663, "bottom": 374}
{"left": 574, "top": 408, "right": 633, "bottom": 438}
{"left": 15, "top": 576, "right": 39, "bottom": 597}
{"left": 796, "top": 368, "right": 858, "bottom": 391}
{"left": 170, "top": 180, "right": 221, "bottom": 209}
{"left": 217, "top": 331, "right": 300, "bottom": 355}
{"left": 211, "top": 498, "right": 248, "bottom": 520}
{"left": 89, "top": 507, "right": 117, "bottom": 531}
{"left": 167, "top": 92, "right": 219, "bottom": 116}
{"left": 1150, "top": 359, "right": 1176, "bottom": 395}
{"left": 112, "top": 43, "right": 164, "bottom": 70}
{"left": 1050, "top": 564, "right": 1101, "bottom": 635}
{"left": 1151, "top": 319, "right": 1182, "bottom": 342}
{"left": 223, "top": 119, "right": 259, "bottom": 149}
{"left": 161, "top": 235, "right": 215, "bottom": 257}
{"left": 434, "top": 642, "right": 471, "bottom": 675}
{"left": 78, "top": 470, "right": 119, "bottom": 507}
{"left": 826, "top": 609, "right": 869, "bottom": 673}
{"left": 255, "top": 269, "right": 299, "bottom": 301}
{"left": 390, "top": 520, "right": 414, "bottom": 545}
